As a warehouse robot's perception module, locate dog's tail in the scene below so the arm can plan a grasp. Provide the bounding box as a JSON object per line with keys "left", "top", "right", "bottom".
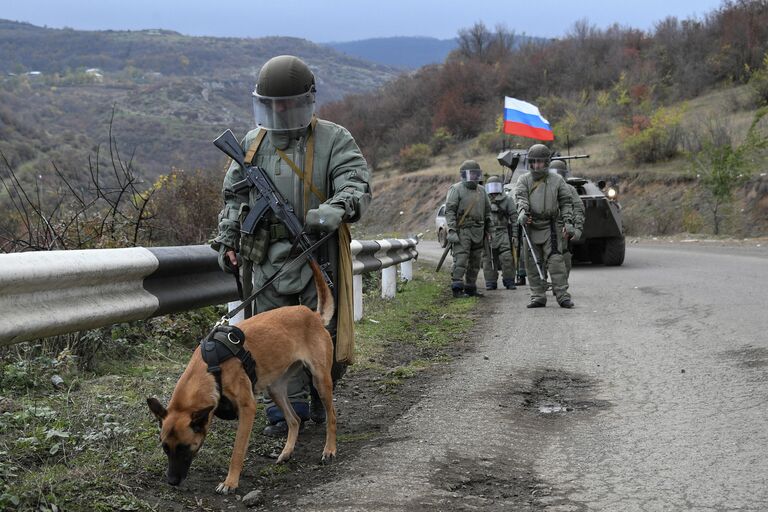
{"left": 310, "top": 260, "right": 335, "bottom": 326}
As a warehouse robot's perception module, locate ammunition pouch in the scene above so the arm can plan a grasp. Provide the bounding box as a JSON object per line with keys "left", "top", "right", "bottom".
{"left": 238, "top": 204, "right": 270, "bottom": 264}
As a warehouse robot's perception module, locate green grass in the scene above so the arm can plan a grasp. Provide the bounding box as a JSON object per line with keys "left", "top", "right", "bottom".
{"left": 352, "top": 268, "right": 475, "bottom": 371}
{"left": 0, "top": 269, "right": 479, "bottom": 510}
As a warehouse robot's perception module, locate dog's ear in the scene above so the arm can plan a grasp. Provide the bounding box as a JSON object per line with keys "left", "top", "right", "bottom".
{"left": 146, "top": 397, "right": 168, "bottom": 424}
{"left": 190, "top": 406, "right": 214, "bottom": 433}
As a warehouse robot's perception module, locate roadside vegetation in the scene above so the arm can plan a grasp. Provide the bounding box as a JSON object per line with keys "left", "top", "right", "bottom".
{"left": 0, "top": 266, "right": 475, "bottom": 511}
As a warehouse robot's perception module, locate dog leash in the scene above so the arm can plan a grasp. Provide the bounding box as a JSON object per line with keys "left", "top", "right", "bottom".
{"left": 213, "top": 229, "right": 337, "bottom": 330}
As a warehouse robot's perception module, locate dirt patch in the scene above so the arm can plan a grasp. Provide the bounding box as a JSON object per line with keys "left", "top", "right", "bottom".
{"left": 722, "top": 345, "right": 768, "bottom": 370}
{"left": 510, "top": 368, "right": 612, "bottom": 419}
{"left": 421, "top": 451, "right": 550, "bottom": 512}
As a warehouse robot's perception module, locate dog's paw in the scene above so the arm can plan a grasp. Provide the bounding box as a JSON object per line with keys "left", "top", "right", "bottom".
{"left": 276, "top": 451, "right": 293, "bottom": 464}
{"left": 320, "top": 452, "right": 335, "bottom": 465}
{"left": 216, "top": 482, "right": 238, "bottom": 494}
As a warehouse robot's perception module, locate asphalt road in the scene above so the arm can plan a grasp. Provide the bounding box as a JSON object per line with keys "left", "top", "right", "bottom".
{"left": 296, "top": 241, "right": 768, "bottom": 511}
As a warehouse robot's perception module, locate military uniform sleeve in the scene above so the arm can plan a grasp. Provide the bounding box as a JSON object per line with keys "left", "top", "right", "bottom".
{"left": 211, "top": 152, "right": 249, "bottom": 252}
{"left": 326, "top": 126, "right": 372, "bottom": 223}
{"left": 444, "top": 186, "right": 459, "bottom": 231}
{"left": 504, "top": 196, "right": 516, "bottom": 223}
{"left": 569, "top": 185, "right": 585, "bottom": 231}
{"left": 514, "top": 176, "right": 531, "bottom": 215}
{"left": 557, "top": 179, "right": 573, "bottom": 225}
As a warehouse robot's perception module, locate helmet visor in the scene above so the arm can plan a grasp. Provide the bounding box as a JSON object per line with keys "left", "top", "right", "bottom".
{"left": 486, "top": 182, "right": 503, "bottom": 194}
{"left": 252, "top": 91, "right": 315, "bottom": 131}
{"left": 460, "top": 169, "right": 482, "bottom": 182}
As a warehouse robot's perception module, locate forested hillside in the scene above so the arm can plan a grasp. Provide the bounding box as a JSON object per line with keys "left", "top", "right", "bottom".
{"left": 320, "top": 1, "right": 768, "bottom": 171}
{"left": 0, "top": 20, "right": 397, "bottom": 181}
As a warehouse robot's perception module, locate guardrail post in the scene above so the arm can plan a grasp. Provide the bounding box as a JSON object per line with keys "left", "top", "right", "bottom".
{"left": 381, "top": 266, "right": 397, "bottom": 299}
{"left": 400, "top": 260, "right": 413, "bottom": 282}
{"left": 228, "top": 301, "right": 245, "bottom": 324}
{"left": 353, "top": 274, "right": 363, "bottom": 321}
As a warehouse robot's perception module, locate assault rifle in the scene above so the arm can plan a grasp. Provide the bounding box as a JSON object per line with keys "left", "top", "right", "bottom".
{"left": 213, "top": 129, "right": 334, "bottom": 290}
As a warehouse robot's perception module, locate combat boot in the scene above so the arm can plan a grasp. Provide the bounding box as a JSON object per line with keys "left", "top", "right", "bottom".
{"left": 464, "top": 285, "right": 484, "bottom": 297}
{"left": 526, "top": 300, "right": 545, "bottom": 308}
{"left": 485, "top": 281, "right": 497, "bottom": 290}
{"left": 451, "top": 282, "right": 465, "bottom": 298}
{"left": 559, "top": 299, "right": 574, "bottom": 309}
{"left": 502, "top": 278, "right": 517, "bottom": 290}
{"left": 516, "top": 275, "right": 526, "bottom": 286}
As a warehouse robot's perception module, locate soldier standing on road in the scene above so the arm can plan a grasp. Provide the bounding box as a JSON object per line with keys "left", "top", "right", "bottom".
{"left": 550, "top": 159, "right": 585, "bottom": 278}
{"left": 482, "top": 176, "right": 517, "bottom": 290}
{"left": 445, "top": 160, "right": 492, "bottom": 298}
{"left": 515, "top": 144, "right": 575, "bottom": 308}
{"left": 211, "top": 55, "right": 372, "bottom": 436}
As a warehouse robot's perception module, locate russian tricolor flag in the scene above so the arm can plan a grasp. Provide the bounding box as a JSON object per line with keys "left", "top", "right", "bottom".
{"left": 503, "top": 97, "right": 554, "bottom": 141}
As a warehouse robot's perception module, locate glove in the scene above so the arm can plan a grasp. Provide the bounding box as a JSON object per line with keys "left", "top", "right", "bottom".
{"left": 305, "top": 204, "right": 345, "bottom": 234}
{"left": 447, "top": 230, "right": 460, "bottom": 244}
{"left": 217, "top": 246, "right": 240, "bottom": 274}
{"left": 517, "top": 210, "right": 529, "bottom": 226}
{"left": 571, "top": 228, "right": 582, "bottom": 242}
{"left": 564, "top": 223, "right": 576, "bottom": 238}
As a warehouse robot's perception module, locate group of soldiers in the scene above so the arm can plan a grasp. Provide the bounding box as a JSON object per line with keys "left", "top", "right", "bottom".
{"left": 444, "top": 144, "right": 585, "bottom": 309}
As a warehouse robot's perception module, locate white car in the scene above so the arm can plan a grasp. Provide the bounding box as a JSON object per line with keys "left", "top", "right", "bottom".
{"left": 435, "top": 203, "right": 448, "bottom": 247}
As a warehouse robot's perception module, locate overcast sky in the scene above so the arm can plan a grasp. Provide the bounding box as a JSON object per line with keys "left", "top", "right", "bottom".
{"left": 2, "top": 0, "right": 726, "bottom": 42}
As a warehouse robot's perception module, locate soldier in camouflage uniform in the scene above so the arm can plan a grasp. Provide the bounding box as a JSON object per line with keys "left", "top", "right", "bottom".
{"left": 550, "top": 159, "right": 585, "bottom": 278}
{"left": 515, "top": 144, "right": 575, "bottom": 308}
{"left": 211, "top": 55, "right": 371, "bottom": 436}
{"left": 482, "top": 176, "right": 517, "bottom": 290}
{"left": 444, "top": 160, "right": 492, "bottom": 298}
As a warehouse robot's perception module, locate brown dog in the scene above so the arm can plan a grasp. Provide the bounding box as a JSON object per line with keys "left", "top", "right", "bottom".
{"left": 146, "top": 260, "right": 337, "bottom": 494}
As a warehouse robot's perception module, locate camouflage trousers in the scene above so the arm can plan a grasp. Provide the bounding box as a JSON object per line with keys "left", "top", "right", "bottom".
{"left": 522, "top": 228, "right": 570, "bottom": 305}
{"left": 482, "top": 231, "right": 516, "bottom": 285}
{"left": 450, "top": 227, "right": 484, "bottom": 290}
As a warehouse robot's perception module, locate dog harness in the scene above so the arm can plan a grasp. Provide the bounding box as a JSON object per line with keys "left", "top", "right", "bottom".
{"left": 199, "top": 325, "right": 257, "bottom": 420}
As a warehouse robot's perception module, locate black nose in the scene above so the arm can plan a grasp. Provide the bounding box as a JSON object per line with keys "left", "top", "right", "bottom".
{"left": 167, "top": 474, "right": 181, "bottom": 486}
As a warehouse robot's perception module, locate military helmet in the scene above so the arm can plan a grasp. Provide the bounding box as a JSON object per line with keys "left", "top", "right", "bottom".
{"left": 550, "top": 159, "right": 569, "bottom": 178}
{"left": 459, "top": 160, "right": 482, "bottom": 183}
{"left": 252, "top": 55, "right": 316, "bottom": 131}
{"left": 485, "top": 175, "right": 503, "bottom": 194}
{"left": 526, "top": 143, "right": 551, "bottom": 169}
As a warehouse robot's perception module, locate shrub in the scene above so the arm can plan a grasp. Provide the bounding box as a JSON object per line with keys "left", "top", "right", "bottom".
{"left": 398, "top": 144, "right": 432, "bottom": 172}
{"left": 552, "top": 112, "right": 585, "bottom": 146}
{"left": 619, "top": 105, "right": 685, "bottom": 164}
{"left": 748, "top": 52, "right": 768, "bottom": 106}
{"left": 475, "top": 131, "right": 505, "bottom": 153}
{"left": 429, "top": 127, "right": 454, "bottom": 155}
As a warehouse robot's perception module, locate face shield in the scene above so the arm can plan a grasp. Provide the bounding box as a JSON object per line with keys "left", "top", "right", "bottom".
{"left": 486, "top": 181, "right": 503, "bottom": 194}
{"left": 252, "top": 90, "right": 315, "bottom": 131}
{"left": 460, "top": 168, "right": 482, "bottom": 182}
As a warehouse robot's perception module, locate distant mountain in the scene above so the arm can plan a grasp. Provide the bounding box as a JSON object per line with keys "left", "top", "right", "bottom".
{"left": 326, "top": 37, "right": 459, "bottom": 69}
{"left": 0, "top": 19, "right": 399, "bottom": 182}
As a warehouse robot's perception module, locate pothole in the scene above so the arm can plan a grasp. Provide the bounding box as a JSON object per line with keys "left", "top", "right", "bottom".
{"left": 517, "top": 369, "right": 612, "bottom": 416}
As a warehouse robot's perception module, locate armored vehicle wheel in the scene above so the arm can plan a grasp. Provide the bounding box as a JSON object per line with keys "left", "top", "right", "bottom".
{"left": 588, "top": 244, "right": 604, "bottom": 265}
{"left": 603, "top": 236, "right": 625, "bottom": 266}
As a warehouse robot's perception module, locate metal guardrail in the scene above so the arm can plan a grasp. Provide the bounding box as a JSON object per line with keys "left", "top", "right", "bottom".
{"left": 0, "top": 238, "right": 419, "bottom": 346}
